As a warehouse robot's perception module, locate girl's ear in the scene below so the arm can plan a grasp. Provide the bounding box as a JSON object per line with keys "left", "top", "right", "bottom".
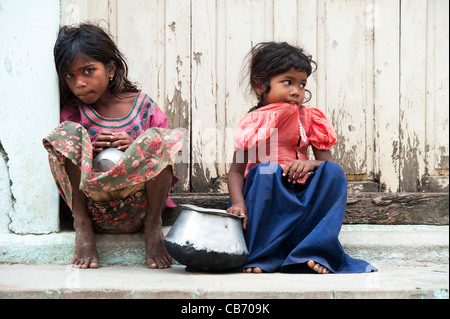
{"left": 107, "top": 61, "right": 117, "bottom": 76}
{"left": 252, "top": 79, "right": 266, "bottom": 96}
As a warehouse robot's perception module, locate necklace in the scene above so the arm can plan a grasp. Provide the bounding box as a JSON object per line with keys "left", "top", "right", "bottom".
{"left": 298, "top": 119, "right": 307, "bottom": 142}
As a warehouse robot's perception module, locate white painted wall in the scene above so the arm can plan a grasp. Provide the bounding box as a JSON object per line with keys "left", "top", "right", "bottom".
{"left": 0, "top": 0, "right": 60, "bottom": 233}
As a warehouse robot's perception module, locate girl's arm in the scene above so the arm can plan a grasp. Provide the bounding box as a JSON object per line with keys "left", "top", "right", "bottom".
{"left": 312, "top": 147, "right": 333, "bottom": 162}
{"left": 283, "top": 147, "right": 333, "bottom": 183}
{"left": 227, "top": 149, "right": 249, "bottom": 229}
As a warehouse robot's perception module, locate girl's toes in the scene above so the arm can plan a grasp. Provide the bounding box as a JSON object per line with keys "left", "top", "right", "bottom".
{"left": 307, "top": 260, "right": 330, "bottom": 274}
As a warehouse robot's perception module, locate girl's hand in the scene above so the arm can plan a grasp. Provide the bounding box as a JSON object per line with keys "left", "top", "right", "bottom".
{"left": 227, "top": 203, "right": 248, "bottom": 230}
{"left": 94, "top": 131, "right": 134, "bottom": 154}
{"left": 283, "top": 160, "right": 318, "bottom": 183}
{"left": 110, "top": 131, "right": 134, "bottom": 152}
{"left": 93, "top": 131, "right": 115, "bottom": 154}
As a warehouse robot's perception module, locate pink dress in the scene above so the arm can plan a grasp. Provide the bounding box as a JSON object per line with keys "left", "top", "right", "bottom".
{"left": 234, "top": 102, "right": 337, "bottom": 178}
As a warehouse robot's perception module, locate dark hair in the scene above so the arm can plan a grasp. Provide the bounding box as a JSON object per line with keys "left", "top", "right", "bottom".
{"left": 54, "top": 23, "right": 137, "bottom": 109}
{"left": 246, "top": 42, "right": 316, "bottom": 108}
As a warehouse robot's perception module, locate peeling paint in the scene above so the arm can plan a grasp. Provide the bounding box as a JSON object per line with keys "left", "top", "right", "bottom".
{"left": 168, "top": 21, "right": 176, "bottom": 32}
{"left": 165, "top": 86, "right": 189, "bottom": 123}
{"left": 400, "top": 133, "right": 421, "bottom": 192}
{"left": 176, "top": 55, "right": 183, "bottom": 67}
{"left": 437, "top": 146, "right": 449, "bottom": 169}
{"left": 191, "top": 163, "right": 212, "bottom": 193}
{"left": 331, "top": 109, "right": 366, "bottom": 174}
{"left": 391, "top": 141, "right": 399, "bottom": 162}
{"left": 165, "top": 87, "right": 190, "bottom": 191}
{"left": 193, "top": 52, "right": 202, "bottom": 66}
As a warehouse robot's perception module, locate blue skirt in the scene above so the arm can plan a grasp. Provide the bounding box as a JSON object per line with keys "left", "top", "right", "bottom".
{"left": 238, "top": 161, "right": 377, "bottom": 273}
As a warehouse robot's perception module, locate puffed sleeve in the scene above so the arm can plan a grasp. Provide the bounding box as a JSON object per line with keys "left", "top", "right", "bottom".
{"left": 307, "top": 108, "right": 337, "bottom": 150}
{"left": 235, "top": 111, "right": 279, "bottom": 151}
{"left": 145, "top": 100, "right": 169, "bottom": 129}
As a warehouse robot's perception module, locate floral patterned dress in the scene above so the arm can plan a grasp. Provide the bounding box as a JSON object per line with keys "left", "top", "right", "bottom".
{"left": 42, "top": 91, "right": 184, "bottom": 233}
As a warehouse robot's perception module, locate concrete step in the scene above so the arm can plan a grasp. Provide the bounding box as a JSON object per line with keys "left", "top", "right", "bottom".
{"left": 0, "top": 225, "right": 448, "bottom": 299}
{"left": 1, "top": 225, "right": 448, "bottom": 266}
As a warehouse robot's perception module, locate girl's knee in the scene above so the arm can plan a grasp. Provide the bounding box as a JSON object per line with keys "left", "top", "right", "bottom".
{"left": 161, "top": 165, "right": 174, "bottom": 177}
{"left": 146, "top": 165, "right": 173, "bottom": 187}
{"left": 321, "top": 161, "right": 346, "bottom": 181}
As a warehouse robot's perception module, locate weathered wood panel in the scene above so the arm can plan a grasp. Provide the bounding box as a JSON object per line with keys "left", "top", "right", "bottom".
{"left": 162, "top": 0, "right": 192, "bottom": 192}
{"left": 297, "top": 0, "right": 318, "bottom": 109}
{"left": 400, "top": 0, "right": 428, "bottom": 192}
{"left": 373, "top": 0, "right": 400, "bottom": 192}
{"left": 191, "top": 0, "right": 219, "bottom": 192}
{"left": 426, "top": 0, "right": 449, "bottom": 174}
{"left": 324, "top": 0, "right": 370, "bottom": 174}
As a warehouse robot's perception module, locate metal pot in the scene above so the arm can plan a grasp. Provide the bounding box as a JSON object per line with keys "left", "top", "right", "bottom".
{"left": 164, "top": 204, "right": 248, "bottom": 272}
{"left": 93, "top": 148, "right": 124, "bottom": 172}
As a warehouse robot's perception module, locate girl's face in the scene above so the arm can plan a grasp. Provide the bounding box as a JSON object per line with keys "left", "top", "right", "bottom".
{"left": 64, "top": 54, "right": 115, "bottom": 105}
{"left": 258, "top": 68, "right": 308, "bottom": 106}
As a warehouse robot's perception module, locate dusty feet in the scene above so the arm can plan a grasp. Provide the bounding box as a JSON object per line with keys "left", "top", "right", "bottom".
{"left": 307, "top": 260, "right": 330, "bottom": 274}
{"left": 72, "top": 221, "right": 99, "bottom": 269}
{"left": 144, "top": 219, "right": 173, "bottom": 269}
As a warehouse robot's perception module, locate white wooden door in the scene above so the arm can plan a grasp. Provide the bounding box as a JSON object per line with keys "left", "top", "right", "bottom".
{"left": 64, "top": 0, "right": 449, "bottom": 193}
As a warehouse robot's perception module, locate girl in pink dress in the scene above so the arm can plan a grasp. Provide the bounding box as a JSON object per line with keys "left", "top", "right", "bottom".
{"left": 227, "top": 42, "right": 376, "bottom": 274}
{"left": 43, "top": 24, "right": 183, "bottom": 269}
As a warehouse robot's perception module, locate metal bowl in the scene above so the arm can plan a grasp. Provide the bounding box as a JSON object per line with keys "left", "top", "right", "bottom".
{"left": 164, "top": 204, "right": 248, "bottom": 272}
{"left": 93, "top": 148, "right": 124, "bottom": 172}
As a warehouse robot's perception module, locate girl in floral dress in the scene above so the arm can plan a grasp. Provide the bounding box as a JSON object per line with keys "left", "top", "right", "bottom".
{"left": 227, "top": 42, "right": 377, "bottom": 274}
{"left": 43, "top": 23, "right": 183, "bottom": 269}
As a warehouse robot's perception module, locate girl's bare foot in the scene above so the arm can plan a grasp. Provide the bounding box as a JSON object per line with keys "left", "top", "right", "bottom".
{"left": 72, "top": 220, "right": 99, "bottom": 269}
{"left": 144, "top": 166, "right": 174, "bottom": 269}
{"left": 307, "top": 260, "right": 330, "bottom": 274}
{"left": 144, "top": 219, "right": 173, "bottom": 269}
{"left": 241, "top": 267, "right": 263, "bottom": 273}
{"left": 65, "top": 159, "right": 99, "bottom": 269}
